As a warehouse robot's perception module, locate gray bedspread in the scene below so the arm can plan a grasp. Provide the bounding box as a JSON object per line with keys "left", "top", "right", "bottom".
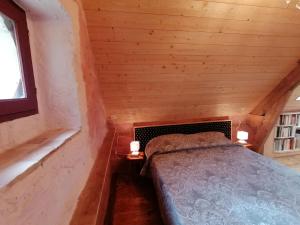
{"left": 149, "top": 144, "right": 300, "bottom": 225}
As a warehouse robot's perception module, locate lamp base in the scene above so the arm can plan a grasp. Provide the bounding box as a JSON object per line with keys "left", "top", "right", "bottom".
{"left": 131, "top": 151, "right": 139, "bottom": 156}
{"left": 237, "top": 140, "right": 247, "bottom": 144}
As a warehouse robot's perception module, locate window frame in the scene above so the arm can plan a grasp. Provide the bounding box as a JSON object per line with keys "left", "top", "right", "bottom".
{"left": 0, "top": 0, "right": 38, "bottom": 123}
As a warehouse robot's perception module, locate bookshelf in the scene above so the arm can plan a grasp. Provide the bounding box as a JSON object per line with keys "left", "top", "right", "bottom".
{"left": 273, "top": 112, "right": 300, "bottom": 154}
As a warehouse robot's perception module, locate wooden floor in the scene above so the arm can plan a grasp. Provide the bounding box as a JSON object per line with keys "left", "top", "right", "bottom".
{"left": 105, "top": 155, "right": 300, "bottom": 225}
{"left": 105, "top": 174, "right": 164, "bottom": 225}
{"left": 274, "top": 154, "right": 300, "bottom": 172}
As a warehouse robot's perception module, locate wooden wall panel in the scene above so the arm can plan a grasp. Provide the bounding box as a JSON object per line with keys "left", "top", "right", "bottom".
{"left": 82, "top": 0, "right": 300, "bottom": 123}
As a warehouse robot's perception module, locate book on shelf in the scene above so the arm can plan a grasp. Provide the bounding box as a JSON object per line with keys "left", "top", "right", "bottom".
{"left": 273, "top": 112, "right": 300, "bottom": 153}
{"left": 279, "top": 114, "right": 298, "bottom": 125}
{"left": 296, "top": 130, "right": 300, "bottom": 149}
{"left": 275, "top": 126, "right": 293, "bottom": 138}
{"left": 274, "top": 138, "right": 294, "bottom": 151}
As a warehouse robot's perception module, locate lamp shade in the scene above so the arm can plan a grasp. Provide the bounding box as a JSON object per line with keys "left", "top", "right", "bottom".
{"left": 130, "top": 141, "right": 140, "bottom": 152}
{"left": 237, "top": 131, "right": 248, "bottom": 143}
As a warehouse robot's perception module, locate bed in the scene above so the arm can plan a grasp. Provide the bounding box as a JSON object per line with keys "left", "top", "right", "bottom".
{"left": 135, "top": 120, "right": 300, "bottom": 225}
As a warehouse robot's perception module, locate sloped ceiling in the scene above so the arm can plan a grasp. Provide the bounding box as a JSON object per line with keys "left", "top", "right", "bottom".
{"left": 82, "top": 0, "right": 300, "bottom": 124}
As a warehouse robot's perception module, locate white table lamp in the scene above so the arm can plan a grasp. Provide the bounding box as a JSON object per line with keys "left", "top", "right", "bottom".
{"left": 237, "top": 131, "right": 248, "bottom": 144}
{"left": 130, "top": 141, "right": 140, "bottom": 155}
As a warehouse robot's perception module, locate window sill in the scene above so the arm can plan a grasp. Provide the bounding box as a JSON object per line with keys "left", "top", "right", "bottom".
{"left": 0, "top": 129, "right": 80, "bottom": 189}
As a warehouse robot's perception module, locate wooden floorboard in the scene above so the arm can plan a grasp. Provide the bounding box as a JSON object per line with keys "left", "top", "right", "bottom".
{"left": 274, "top": 154, "right": 300, "bottom": 173}
{"left": 105, "top": 174, "right": 164, "bottom": 225}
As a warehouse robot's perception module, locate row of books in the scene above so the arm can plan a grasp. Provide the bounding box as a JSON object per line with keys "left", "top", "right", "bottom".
{"left": 275, "top": 127, "right": 293, "bottom": 138}
{"left": 274, "top": 139, "right": 295, "bottom": 151}
{"left": 296, "top": 132, "right": 300, "bottom": 149}
{"left": 279, "top": 114, "right": 300, "bottom": 126}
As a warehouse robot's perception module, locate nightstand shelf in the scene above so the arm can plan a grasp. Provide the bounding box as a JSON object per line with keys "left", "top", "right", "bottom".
{"left": 126, "top": 152, "right": 145, "bottom": 160}
{"left": 116, "top": 152, "right": 145, "bottom": 175}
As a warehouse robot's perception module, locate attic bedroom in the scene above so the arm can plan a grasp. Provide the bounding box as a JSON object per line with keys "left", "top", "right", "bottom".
{"left": 1, "top": 0, "right": 300, "bottom": 225}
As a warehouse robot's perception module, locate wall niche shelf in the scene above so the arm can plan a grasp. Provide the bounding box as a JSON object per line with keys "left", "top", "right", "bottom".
{"left": 273, "top": 112, "right": 300, "bottom": 154}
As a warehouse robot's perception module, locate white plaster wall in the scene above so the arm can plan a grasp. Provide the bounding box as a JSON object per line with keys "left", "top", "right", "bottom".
{"left": 0, "top": 0, "right": 82, "bottom": 152}
{"left": 0, "top": 115, "right": 45, "bottom": 153}
{"left": 0, "top": 0, "right": 107, "bottom": 224}
{"left": 22, "top": 0, "right": 82, "bottom": 130}
{"left": 27, "top": 19, "right": 81, "bottom": 129}
{"left": 0, "top": 133, "right": 93, "bottom": 225}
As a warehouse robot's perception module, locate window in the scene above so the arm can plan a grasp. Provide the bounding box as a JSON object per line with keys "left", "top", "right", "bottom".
{"left": 0, "top": 0, "right": 38, "bottom": 122}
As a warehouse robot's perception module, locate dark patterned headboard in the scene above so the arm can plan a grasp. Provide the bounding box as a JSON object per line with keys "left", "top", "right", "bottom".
{"left": 134, "top": 120, "right": 232, "bottom": 151}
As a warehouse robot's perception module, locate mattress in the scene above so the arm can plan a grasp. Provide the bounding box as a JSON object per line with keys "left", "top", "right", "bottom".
{"left": 148, "top": 144, "right": 300, "bottom": 225}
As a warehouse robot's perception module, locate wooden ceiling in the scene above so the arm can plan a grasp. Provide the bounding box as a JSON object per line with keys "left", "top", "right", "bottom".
{"left": 82, "top": 0, "right": 300, "bottom": 124}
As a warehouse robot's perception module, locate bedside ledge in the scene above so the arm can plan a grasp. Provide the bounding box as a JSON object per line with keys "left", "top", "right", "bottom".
{"left": 0, "top": 129, "right": 80, "bottom": 189}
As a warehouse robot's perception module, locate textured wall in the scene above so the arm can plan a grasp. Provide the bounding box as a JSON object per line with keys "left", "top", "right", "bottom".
{"left": 0, "top": 0, "right": 107, "bottom": 225}
{"left": 0, "top": 114, "right": 45, "bottom": 154}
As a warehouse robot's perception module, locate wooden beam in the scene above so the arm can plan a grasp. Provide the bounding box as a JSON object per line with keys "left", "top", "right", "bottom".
{"left": 247, "top": 62, "right": 300, "bottom": 153}
{"left": 247, "top": 92, "right": 293, "bottom": 153}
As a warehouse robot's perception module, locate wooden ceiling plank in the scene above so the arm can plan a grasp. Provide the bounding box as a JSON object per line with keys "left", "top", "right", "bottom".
{"left": 106, "top": 102, "right": 253, "bottom": 123}
{"left": 83, "top": 0, "right": 300, "bottom": 25}
{"left": 93, "top": 42, "right": 300, "bottom": 58}
{"left": 89, "top": 27, "right": 300, "bottom": 48}
{"left": 83, "top": 0, "right": 288, "bottom": 10}
{"left": 104, "top": 96, "right": 269, "bottom": 107}
{"left": 98, "top": 63, "right": 294, "bottom": 74}
{"left": 98, "top": 72, "right": 283, "bottom": 80}
{"left": 86, "top": 11, "right": 300, "bottom": 36}
{"left": 99, "top": 85, "right": 275, "bottom": 97}
{"left": 95, "top": 54, "right": 298, "bottom": 66}
{"left": 103, "top": 92, "right": 267, "bottom": 101}
{"left": 100, "top": 79, "right": 279, "bottom": 86}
